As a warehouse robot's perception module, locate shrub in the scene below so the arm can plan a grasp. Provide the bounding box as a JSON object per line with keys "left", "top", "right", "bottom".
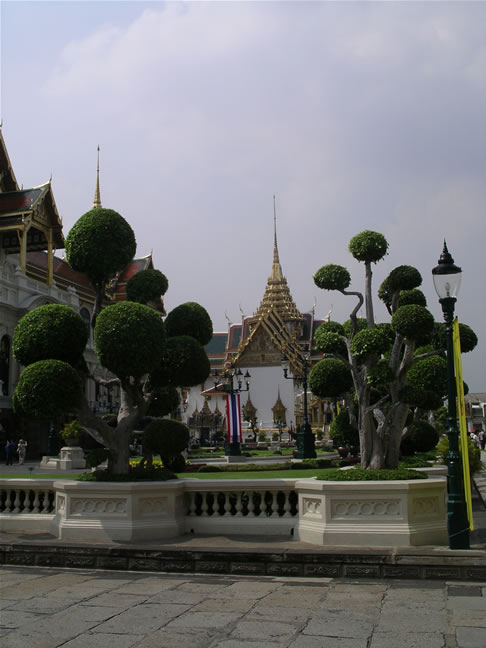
{"left": 60, "top": 420, "right": 84, "bottom": 442}
{"left": 317, "top": 467, "right": 427, "bottom": 481}
{"left": 437, "top": 436, "right": 483, "bottom": 476}
{"left": 143, "top": 418, "right": 189, "bottom": 458}
{"left": 198, "top": 465, "right": 223, "bottom": 473}
{"left": 84, "top": 447, "right": 110, "bottom": 468}
{"left": 391, "top": 304, "right": 434, "bottom": 340}
{"left": 350, "top": 327, "right": 391, "bottom": 362}
{"left": 329, "top": 410, "right": 359, "bottom": 448}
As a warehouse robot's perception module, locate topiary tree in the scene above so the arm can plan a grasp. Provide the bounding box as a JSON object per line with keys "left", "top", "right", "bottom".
{"left": 12, "top": 207, "right": 212, "bottom": 475}
{"left": 126, "top": 268, "right": 169, "bottom": 314}
{"left": 65, "top": 207, "right": 136, "bottom": 324}
{"left": 143, "top": 418, "right": 189, "bottom": 471}
{"left": 165, "top": 301, "right": 213, "bottom": 346}
{"left": 311, "top": 230, "right": 478, "bottom": 469}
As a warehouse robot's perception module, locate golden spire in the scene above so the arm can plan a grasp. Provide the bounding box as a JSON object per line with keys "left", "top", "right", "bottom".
{"left": 93, "top": 145, "right": 102, "bottom": 208}
{"left": 253, "top": 196, "right": 303, "bottom": 323}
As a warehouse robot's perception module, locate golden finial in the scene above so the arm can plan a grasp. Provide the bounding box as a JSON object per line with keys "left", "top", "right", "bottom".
{"left": 93, "top": 145, "right": 102, "bottom": 208}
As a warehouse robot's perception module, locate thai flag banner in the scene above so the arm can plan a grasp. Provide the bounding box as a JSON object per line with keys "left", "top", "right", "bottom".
{"left": 226, "top": 393, "right": 242, "bottom": 444}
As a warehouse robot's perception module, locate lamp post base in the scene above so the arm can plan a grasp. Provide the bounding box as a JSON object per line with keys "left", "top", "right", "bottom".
{"left": 225, "top": 442, "right": 242, "bottom": 457}
{"left": 295, "top": 425, "right": 317, "bottom": 460}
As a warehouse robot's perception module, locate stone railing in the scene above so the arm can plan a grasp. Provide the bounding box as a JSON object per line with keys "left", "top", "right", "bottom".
{"left": 0, "top": 480, "right": 56, "bottom": 533}
{"left": 184, "top": 478, "right": 298, "bottom": 537}
{"left": 0, "top": 476, "right": 448, "bottom": 547}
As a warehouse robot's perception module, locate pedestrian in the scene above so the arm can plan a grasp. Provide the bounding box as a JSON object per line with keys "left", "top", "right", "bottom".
{"left": 17, "top": 438, "right": 27, "bottom": 464}
{"left": 478, "top": 430, "right": 485, "bottom": 451}
{"left": 470, "top": 431, "right": 480, "bottom": 448}
{"left": 5, "top": 439, "right": 16, "bottom": 465}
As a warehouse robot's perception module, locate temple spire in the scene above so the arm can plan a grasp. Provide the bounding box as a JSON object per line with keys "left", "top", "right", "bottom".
{"left": 271, "top": 195, "right": 284, "bottom": 281}
{"left": 93, "top": 145, "right": 102, "bottom": 208}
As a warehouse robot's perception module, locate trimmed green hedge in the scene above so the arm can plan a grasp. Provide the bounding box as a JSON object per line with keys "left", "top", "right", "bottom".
{"left": 316, "top": 467, "right": 427, "bottom": 481}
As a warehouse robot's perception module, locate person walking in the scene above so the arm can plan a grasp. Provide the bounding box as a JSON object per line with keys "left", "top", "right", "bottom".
{"left": 17, "top": 438, "right": 27, "bottom": 465}
{"left": 5, "top": 439, "right": 16, "bottom": 465}
{"left": 478, "top": 429, "right": 485, "bottom": 451}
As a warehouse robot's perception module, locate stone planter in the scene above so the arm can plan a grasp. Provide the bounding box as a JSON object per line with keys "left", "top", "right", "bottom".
{"left": 50, "top": 480, "right": 185, "bottom": 542}
{"left": 295, "top": 477, "right": 448, "bottom": 547}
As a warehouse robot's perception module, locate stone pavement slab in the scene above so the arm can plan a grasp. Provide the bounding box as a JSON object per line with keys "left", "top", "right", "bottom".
{"left": 1, "top": 567, "right": 486, "bottom": 648}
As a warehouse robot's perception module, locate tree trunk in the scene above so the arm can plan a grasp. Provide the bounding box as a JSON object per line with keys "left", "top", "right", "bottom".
{"left": 364, "top": 261, "right": 375, "bottom": 327}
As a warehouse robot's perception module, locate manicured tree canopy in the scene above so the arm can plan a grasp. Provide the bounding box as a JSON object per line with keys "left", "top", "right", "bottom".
{"left": 391, "top": 304, "right": 434, "bottom": 340}
{"left": 398, "top": 288, "right": 427, "bottom": 308}
{"left": 151, "top": 335, "right": 210, "bottom": 388}
{"left": 343, "top": 317, "right": 367, "bottom": 337}
{"left": 126, "top": 269, "right": 169, "bottom": 304}
{"left": 143, "top": 418, "right": 189, "bottom": 458}
{"left": 350, "top": 328, "right": 391, "bottom": 363}
{"left": 165, "top": 302, "right": 213, "bottom": 346}
{"left": 13, "top": 359, "right": 82, "bottom": 419}
{"left": 432, "top": 322, "right": 478, "bottom": 354}
{"left": 313, "top": 265, "right": 351, "bottom": 291}
{"left": 407, "top": 355, "right": 448, "bottom": 395}
{"left": 94, "top": 301, "right": 166, "bottom": 379}
{"left": 314, "top": 327, "right": 347, "bottom": 356}
{"left": 147, "top": 386, "right": 181, "bottom": 417}
{"left": 309, "top": 358, "right": 353, "bottom": 398}
{"left": 65, "top": 208, "right": 136, "bottom": 284}
{"left": 386, "top": 265, "right": 422, "bottom": 292}
{"left": 13, "top": 304, "right": 88, "bottom": 367}
{"left": 404, "top": 420, "right": 440, "bottom": 453}
{"left": 348, "top": 230, "right": 388, "bottom": 263}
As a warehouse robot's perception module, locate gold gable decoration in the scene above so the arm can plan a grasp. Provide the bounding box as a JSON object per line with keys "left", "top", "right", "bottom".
{"left": 271, "top": 388, "right": 286, "bottom": 424}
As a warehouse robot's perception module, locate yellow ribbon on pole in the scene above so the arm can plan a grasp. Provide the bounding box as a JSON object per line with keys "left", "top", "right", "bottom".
{"left": 453, "top": 317, "right": 474, "bottom": 531}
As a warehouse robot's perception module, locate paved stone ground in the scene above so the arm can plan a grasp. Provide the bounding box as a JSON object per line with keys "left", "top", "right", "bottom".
{"left": 0, "top": 566, "right": 485, "bottom": 648}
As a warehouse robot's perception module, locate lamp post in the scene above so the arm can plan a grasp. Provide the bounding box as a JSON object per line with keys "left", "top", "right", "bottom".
{"left": 281, "top": 354, "right": 316, "bottom": 459}
{"left": 432, "top": 241, "right": 470, "bottom": 550}
{"left": 211, "top": 366, "right": 251, "bottom": 456}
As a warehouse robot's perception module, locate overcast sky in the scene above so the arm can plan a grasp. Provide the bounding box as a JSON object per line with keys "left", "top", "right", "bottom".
{"left": 1, "top": 1, "right": 484, "bottom": 390}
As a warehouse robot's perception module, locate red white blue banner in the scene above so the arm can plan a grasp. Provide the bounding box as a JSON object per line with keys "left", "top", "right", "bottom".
{"left": 226, "top": 393, "right": 242, "bottom": 444}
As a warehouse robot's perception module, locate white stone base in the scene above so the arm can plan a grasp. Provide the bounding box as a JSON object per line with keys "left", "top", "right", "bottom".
{"left": 50, "top": 480, "right": 185, "bottom": 542}
{"left": 40, "top": 447, "right": 86, "bottom": 471}
{"left": 295, "top": 478, "right": 448, "bottom": 547}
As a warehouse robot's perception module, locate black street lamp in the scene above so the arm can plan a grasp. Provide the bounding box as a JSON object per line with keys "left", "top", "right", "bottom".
{"left": 281, "top": 354, "right": 316, "bottom": 459}
{"left": 432, "top": 241, "right": 470, "bottom": 550}
{"left": 212, "top": 366, "right": 251, "bottom": 456}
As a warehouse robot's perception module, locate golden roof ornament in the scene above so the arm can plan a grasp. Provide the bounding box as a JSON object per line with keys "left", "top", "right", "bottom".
{"left": 253, "top": 196, "right": 303, "bottom": 324}
{"left": 93, "top": 145, "right": 102, "bottom": 209}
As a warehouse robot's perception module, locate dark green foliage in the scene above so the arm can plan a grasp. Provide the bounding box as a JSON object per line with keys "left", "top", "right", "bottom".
{"left": 408, "top": 355, "right": 447, "bottom": 395}
{"left": 398, "top": 288, "right": 427, "bottom": 308}
{"left": 404, "top": 420, "right": 439, "bottom": 454}
{"left": 147, "top": 386, "right": 181, "bottom": 417}
{"left": 84, "top": 448, "right": 110, "bottom": 468}
{"left": 329, "top": 410, "right": 359, "bottom": 448}
{"left": 437, "top": 436, "right": 483, "bottom": 476}
{"left": 152, "top": 335, "right": 210, "bottom": 387}
{"left": 350, "top": 327, "right": 391, "bottom": 362}
{"left": 367, "top": 359, "right": 394, "bottom": 389}
{"left": 316, "top": 320, "right": 345, "bottom": 336}
{"left": 387, "top": 265, "right": 422, "bottom": 292}
{"left": 317, "top": 467, "right": 427, "bottom": 481}
{"left": 343, "top": 318, "right": 367, "bottom": 337}
{"left": 101, "top": 413, "right": 118, "bottom": 427}
{"left": 94, "top": 301, "right": 166, "bottom": 378}
{"left": 79, "top": 465, "right": 176, "bottom": 481}
{"left": 13, "top": 359, "right": 82, "bottom": 419}
{"left": 348, "top": 230, "right": 388, "bottom": 263}
{"left": 164, "top": 453, "right": 187, "bottom": 472}
{"left": 143, "top": 418, "right": 189, "bottom": 458}
{"left": 313, "top": 265, "right": 351, "bottom": 291}
{"left": 391, "top": 304, "right": 434, "bottom": 339}
{"left": 378, "top": 277, "right": 393, "bottom": 310}
{"left": 309, "top": 358, "right": 353, "bottom": 398}
{"left": 432, "top": 322, "right": 478, "bottom": 354}
{"left": 198, "top": 464, "right": 223, "bottom": 473}
{"left": 375, "top": 322, "right": 395, "bottom": 345}
{"left": 165, "top": 302, "right": 213, "bottom": 346}
{"left": 13, "top": 304, "right": 87, "bottom": 367}
{"left": 399, "top": 385, "right": 443, "bottom": 411}
{"left": 314, "top": 327, "right": 347, "bottom": 356}
{"left": 399, "top": 456, "right": 431, "bottom": 468}
{"left": 65, "top": 208, "right": 136, "bottom": 285}
{"left": 127, "top": 269, "right": 169, "bottom": 304}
